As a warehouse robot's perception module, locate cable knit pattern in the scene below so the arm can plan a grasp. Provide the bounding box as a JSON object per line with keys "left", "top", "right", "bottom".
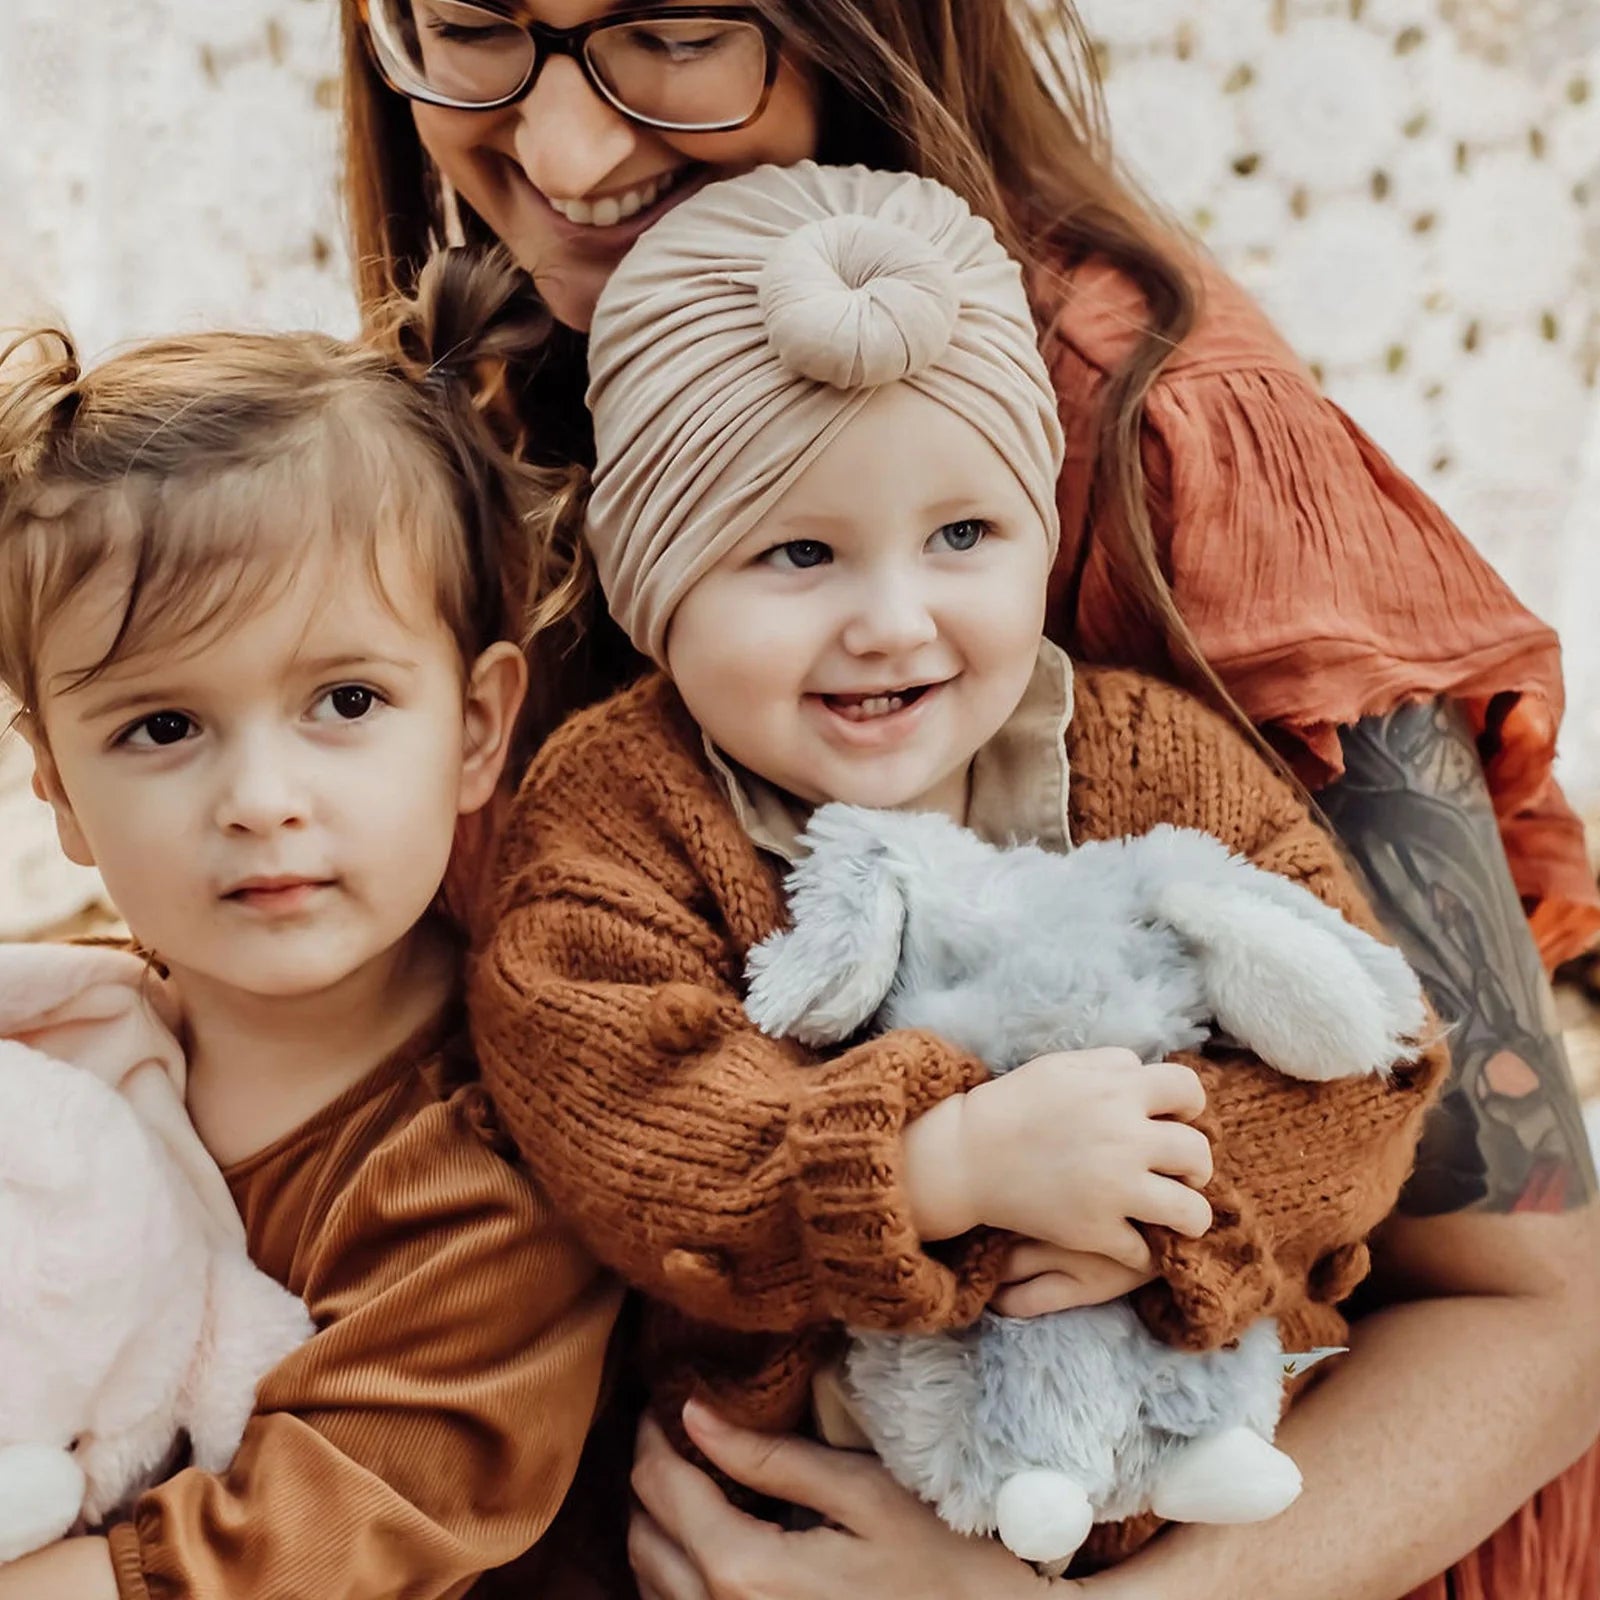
{"left": 474, "top": 663, "right": 1447, "bottom": 1482}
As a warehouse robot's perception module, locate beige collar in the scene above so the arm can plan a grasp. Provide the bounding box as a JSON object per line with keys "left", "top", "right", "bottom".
{"left": 704, "top": 639, "right": 1075, "bottom": 864}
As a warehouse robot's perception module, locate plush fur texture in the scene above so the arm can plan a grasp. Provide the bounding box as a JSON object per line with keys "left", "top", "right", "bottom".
{"left": 745, "top": 805, "right": 1427, "bottom": 1564}
{"left": 746, "top": 809, "right": 1426, "bottom": 1081}
{"left": 0, "top": 947, "right": 313, "bottom": 1563}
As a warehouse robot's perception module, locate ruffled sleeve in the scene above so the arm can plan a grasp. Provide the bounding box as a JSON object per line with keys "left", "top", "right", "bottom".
{"left": 1042, "top": 258, "right": 1600, "bottom": 969}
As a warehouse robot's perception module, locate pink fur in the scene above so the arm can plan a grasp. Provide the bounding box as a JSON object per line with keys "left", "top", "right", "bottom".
{"left": 0, "top": 944, "right": 313, "bottom": 1561}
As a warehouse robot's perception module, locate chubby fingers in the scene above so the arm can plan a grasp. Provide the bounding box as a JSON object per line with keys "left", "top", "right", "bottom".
{"left": 1139, "top": 1059, "right": 1208, "bottom": 1122}
{"left": 1147, "top": 1117, "right": 1214, "bottom": 1187}
{"left": 1129, "top": 1173, "right": 1213, "bottom": 1238}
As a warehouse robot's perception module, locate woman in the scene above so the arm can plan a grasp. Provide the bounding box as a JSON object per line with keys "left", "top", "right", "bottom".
{"left": 338, "top": 4, "right": 1600, "bottom": 1595}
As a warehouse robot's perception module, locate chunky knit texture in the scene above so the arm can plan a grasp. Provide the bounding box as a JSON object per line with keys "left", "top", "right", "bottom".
{"left": 473, "top": 662, "right": 1447, "bottom": 1558}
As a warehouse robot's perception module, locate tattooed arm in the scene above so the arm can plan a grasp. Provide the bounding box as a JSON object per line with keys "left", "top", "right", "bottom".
{"left": 1317, "top": 697, "right": 1597, "bottom": 1217}
{"left": 1085, "top": 699, "right": 1600, "bottom": 1597}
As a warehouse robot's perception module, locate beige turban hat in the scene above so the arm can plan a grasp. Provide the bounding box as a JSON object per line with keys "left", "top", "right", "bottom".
{"left": 584, "top": 161, "right": 1065, "bottom": 666}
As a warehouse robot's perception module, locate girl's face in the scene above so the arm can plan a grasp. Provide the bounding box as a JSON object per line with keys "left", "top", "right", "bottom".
{"left": 29, "top": 536, "right": 523, "bottom": 1009}
{"left": 407, "top": 1, "right": 821, "bottom": 331}
{"left": 666, "top": 385, "right": 1051, "bottom": 821}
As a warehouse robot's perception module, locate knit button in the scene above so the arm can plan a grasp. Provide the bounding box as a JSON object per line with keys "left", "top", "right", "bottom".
{"left": 647, "top": 985, "right": 725, "bottom": 1053}
{"left": 1307, "top": 1241, "right": 1369, "bottom": 1303}
{"left": 662, "top": 1247, "right": 731, "bottom": 1294}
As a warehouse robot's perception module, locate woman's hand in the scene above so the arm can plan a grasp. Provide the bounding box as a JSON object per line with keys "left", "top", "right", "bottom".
{"left": 990, "top": 1243, "right": 1156, "bottom": 1317}
{"left": 903, "top": 1047, "right": 1213, "bottom": 1267}
{"left": 630, "top": 1403, "right": 1073, "bottom": 1600}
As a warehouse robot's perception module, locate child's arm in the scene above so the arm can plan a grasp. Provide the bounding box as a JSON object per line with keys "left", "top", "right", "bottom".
{"left": 101, "top": 1093, "right": 620, "bottom": 1600}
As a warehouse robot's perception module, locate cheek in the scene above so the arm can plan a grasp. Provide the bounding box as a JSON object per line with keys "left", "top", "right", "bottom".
{"left": 410, "top": 103, "right": 487, "bottom": 186}
{"left": 668, "top": 591, "right": 809, "bottom": 729}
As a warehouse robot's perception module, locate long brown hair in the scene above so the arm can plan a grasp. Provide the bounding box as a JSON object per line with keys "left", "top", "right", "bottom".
{"left": 339, "top": 2, "right": 1227, "bottom": 726}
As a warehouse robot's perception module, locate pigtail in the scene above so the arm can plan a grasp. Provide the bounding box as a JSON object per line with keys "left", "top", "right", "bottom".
{"left": 0, "top": 330, "right": 83, "bottom": 486}
{"left": 376, "top": 248, "right": 634, "bottom": 752}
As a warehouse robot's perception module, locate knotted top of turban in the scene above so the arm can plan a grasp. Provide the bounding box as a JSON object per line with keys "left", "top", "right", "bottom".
{"left": 584, "top": 161, "right": 1065, "bottom": 665}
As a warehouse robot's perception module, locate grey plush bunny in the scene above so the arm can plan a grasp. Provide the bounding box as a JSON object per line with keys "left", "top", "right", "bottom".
{"left": 744, "top": 805, "right": 1426, "bottom": 1568}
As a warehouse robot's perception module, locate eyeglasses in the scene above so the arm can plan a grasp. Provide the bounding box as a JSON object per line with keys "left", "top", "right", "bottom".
{"left": 362, "top": 2, "right": 782, "bottom": 133}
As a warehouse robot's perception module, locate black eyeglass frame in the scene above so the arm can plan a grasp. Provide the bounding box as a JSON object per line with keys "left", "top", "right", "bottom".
{"left": 361, "top": 2, "right": 784, "bottom": 133}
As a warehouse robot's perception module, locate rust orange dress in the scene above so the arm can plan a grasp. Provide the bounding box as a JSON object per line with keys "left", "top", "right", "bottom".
{"left": 1038, "top": 254, "right": 1600, "bottom": 973}
{"left": 1035, "top": 253, "right": 1597, "bottom": 1599}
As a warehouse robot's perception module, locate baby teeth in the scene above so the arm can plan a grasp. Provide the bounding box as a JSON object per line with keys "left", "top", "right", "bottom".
{"left": 837, "top": 695, "right": 905, "bottom": 721}
{"left": 548, "top": 172, "right": 671, "bottom": 227}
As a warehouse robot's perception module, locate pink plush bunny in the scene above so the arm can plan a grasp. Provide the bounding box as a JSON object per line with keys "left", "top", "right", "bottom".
{"left": 0, "top": 944, "right": 313, "bottom": 1562}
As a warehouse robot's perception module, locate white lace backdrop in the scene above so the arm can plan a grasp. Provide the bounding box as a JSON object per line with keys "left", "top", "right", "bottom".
{"left": 2, "top": 0, "right": 1598, "bottom": 934}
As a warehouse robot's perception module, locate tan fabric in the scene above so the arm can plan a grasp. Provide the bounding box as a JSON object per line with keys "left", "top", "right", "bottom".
{"left": 706, "top": 638, "right": 1075, "bottom": 862}
{"left": 584, "top": 162, "right": 1065, "bottom": 664}
{"left": 105, "top": 1006, "right": 622, "bottom": 1600}
{"left": 471, "top": 663, "right": 1448, "bottom": 1569}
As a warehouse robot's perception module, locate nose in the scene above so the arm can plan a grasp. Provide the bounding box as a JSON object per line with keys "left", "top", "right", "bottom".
{"left": 840, "top": 573, "right": 940, "bottom": 660}
{"left": 510, "top": 53, "right": 640, "bottom": 199}
{"left": 211, "top": 731, "right": 309, "bottom": 837}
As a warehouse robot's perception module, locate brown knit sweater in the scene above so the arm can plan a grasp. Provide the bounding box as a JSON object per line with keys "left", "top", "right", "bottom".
{"left": 472, "top": 665, "right": 1447, "bottom": 1563}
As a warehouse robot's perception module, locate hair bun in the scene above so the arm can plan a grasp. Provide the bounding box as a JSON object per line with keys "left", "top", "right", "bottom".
{"left": 757, "top": 213, "right": 959, "bottom": 389}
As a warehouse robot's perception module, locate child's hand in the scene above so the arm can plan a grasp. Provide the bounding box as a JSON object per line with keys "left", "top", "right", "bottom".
{"left": 989, "top": 1242, "right": 1156, "bottom": 1318}
{"left": 903, "top": 1047, "right": 1212, "bottom": 1265}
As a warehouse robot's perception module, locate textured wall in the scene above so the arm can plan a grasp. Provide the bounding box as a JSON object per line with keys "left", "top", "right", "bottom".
{"left": 3, "top": 0, "right": 1598, "bottom": 933}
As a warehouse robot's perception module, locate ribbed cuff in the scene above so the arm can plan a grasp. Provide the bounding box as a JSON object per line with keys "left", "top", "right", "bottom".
{"left": 1133, "top": 1098, "right": 1282, "bottom": 1350}
{"left": 786, "top": 1031, "right": 1004, "bottom": 1331}
{"left": 106, "top": 1520, "right": 153, "bottom": 1600}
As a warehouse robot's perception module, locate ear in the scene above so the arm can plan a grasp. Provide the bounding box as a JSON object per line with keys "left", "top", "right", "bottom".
{"left": 25, "top": 735, "right": 96, "bottom": 869}
{"left": 1157, "top": 878, "right": 1425, "bottom": 1082}
{"left": 456, "top": 641, "right": 527, "bottom": 816}
{"left": 743, "top": 806, "right": 910, "bottom": 1047}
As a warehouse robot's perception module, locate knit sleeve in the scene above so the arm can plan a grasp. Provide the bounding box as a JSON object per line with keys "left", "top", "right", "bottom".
{"left": 1068, "top": 668, "right": 1449, "bottom": 1350}
{"left": 105, "top": 1095, "right": 619, "bottom": 1600}
{"left": 1048, "top": 271, "right": 1599, "bottom": 970}
{"left": 471, "top": 690, "right": 1006, "bottom": 1338}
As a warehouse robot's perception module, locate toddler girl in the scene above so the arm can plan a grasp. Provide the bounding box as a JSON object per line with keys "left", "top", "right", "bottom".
{"left": 0, "top": 253, "right": 618, "bottom": 1600}
{"left": 471, "top": 161, "right": 1449, "bottom": 1575}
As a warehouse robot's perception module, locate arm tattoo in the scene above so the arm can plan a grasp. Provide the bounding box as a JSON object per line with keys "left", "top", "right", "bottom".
{"left": 1318, "top": 698, "right": 1598, "bottom": 1216}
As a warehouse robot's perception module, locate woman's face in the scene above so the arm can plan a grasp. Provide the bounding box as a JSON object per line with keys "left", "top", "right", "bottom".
{"left": 408, "top": 2, "right": 821, "bottom": 331}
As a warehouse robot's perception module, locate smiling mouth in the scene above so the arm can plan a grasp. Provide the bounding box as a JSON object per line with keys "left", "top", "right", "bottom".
{"left": 819, "top": 684, "right": 940, "bottom": 723}
{"left": 545, "top": 165, "right": 696, "bottom": 229}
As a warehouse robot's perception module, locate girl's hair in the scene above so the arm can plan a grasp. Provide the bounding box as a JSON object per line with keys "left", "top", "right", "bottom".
{"left": 338, "top": 0, "right": 1217, "bottom": 720}
{"left": 0, "top": 249, "right": 592, "bottom": 754}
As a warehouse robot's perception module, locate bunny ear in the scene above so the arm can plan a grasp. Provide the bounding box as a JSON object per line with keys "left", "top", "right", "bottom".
{"left": 743, "top": 811, "right": 910, "bottom": 1047}
{"left": 1156, "top": 879, "right": 1426, "bottom": 1082}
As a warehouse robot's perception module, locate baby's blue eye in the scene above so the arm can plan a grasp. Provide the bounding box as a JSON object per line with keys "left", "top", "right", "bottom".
{"left": 767, "top": 539, "right": 833, "bottom": 570}
{"left": 935, "top": 519, "right": 989, "bottom": 552}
